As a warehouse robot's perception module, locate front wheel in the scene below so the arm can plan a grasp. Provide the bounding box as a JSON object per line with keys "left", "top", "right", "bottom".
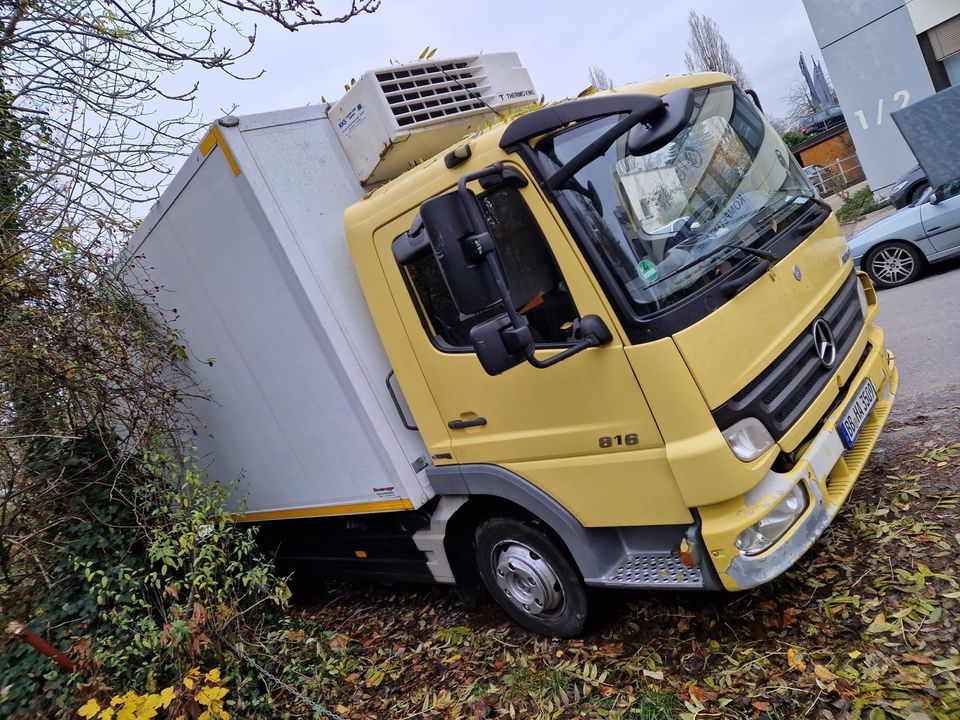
{"left": 475, "top": 518, "right": 589, "bottom": 637}
{"left": 865, "top": 241, "right": 923, "bottom": 288}
{"left": 908, "top": 183, "right": 930, "bottom": 205}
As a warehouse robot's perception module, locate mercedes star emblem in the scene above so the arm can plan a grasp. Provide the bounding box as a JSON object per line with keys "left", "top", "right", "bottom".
{"left": 811, "top": 318, "right": 837, "bottom": 369}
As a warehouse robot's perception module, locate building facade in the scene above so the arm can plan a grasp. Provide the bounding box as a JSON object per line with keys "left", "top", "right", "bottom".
{"left": 803, "top": 0, "right": 960, "bottom": 193}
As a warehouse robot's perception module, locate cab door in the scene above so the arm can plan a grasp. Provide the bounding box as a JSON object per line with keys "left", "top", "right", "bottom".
{"left": 922, "top": 179, "right": 960, "bottom": 254}
{"left": 371, "top": 164, "right": 690, "bottom": 530}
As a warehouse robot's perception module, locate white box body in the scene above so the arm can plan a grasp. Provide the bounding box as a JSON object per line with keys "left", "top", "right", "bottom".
{"left": 127, "top": 106, "right": 433, "bottom": 519}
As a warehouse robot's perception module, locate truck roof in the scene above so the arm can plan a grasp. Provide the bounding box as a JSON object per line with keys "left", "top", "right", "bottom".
{"left": 349, "top": 71, "right": 736, "bottom": 226}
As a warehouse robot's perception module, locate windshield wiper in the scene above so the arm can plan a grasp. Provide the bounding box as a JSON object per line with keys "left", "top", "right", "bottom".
{"left": 648, "top": 239, "right": 774, "bottom": 289}
{"left": 719, "top": 247, "right": 778, "bottom": 298}
{"left": 733, "top": 245, "right": 777, "bottom": 261}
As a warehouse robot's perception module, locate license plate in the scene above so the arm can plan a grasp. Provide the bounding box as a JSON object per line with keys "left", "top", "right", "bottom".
{"left": 837, "top": 379, "right": 878, "bottom": 449}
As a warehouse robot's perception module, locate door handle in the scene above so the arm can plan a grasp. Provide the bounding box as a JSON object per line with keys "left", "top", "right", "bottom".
{"left": 448, "top": 417, "right": 487, "bottom": 429}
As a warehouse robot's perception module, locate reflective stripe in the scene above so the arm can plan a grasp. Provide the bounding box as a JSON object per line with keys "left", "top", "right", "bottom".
{"left": 235, "top": 498, "right": 414, "bottom": 523}
{"left": 199, "top": 125, "right": 241, "bottom": 177}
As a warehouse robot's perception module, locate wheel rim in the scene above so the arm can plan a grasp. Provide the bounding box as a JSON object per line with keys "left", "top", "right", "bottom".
{"left": 871, "top": 246, "right": 915, "bottom": 284}
{"left": 492, "top": 540, "right": 564, "bottom": 617}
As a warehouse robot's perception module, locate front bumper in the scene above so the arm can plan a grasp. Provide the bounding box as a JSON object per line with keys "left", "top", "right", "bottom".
{"left": 700, "top": 324, "right": 898, "bottom": 591}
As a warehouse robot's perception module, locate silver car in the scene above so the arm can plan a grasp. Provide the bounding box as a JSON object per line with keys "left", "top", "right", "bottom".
{"left": 847, "top": 179, "right": 960, "bottom": 288}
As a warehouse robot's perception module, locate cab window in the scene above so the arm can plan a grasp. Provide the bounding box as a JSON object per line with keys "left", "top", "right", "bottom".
{"left": 400, "top": 185, "right": 578, "bottom": 350}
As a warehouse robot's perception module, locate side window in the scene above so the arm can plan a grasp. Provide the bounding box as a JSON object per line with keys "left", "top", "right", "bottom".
{"left": 400, "top": 185, "right": 579, "bottom": 350}
{"left": 940, "top": 178, "right": 960, "bottom": 201}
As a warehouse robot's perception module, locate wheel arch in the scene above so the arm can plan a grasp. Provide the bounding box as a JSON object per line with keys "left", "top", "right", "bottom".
{"left": 428, "top": 465, "right": 626, "bottom": 592}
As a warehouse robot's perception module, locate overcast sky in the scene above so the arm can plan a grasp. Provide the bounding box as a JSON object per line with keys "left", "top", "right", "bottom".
{"left": 174, "top": 0, "right": 825, "bottom": 125}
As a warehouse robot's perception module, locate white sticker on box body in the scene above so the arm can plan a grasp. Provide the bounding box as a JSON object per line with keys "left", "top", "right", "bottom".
{"left": 337, "top": 102, "right": 367, "bottom": 137}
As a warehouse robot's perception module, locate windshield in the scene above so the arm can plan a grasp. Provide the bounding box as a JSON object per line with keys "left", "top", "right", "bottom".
{"left": 535, "top": 84, "right": 818, "bottom": 316}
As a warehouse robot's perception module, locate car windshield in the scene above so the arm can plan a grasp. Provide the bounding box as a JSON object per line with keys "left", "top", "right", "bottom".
{"left": 535, "top": 84, "right": 818, "bottom": 316}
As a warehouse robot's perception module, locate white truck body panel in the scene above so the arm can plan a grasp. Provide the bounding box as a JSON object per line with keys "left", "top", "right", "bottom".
{"left": 127, "top": 106, "right": 433, "bottom": 519}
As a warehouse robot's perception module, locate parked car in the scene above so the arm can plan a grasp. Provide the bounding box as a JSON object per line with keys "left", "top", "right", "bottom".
{"left": 802, "top": 165, "right": 830, "bottom": 180}
{"left": 889, "top": 164, "right": 930, "bottom": 209}
{"left": 846, "top": 178, "right": 960, "bottom": 287}
{"left": 800, "top": 105, "right": 845, "bottom": 136}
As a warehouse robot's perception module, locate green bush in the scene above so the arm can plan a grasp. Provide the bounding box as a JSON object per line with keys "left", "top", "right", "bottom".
{"left": 0, "top": 438, "right": 294, "bottom": 718}
{"left": 836, "top": 187, "right": 887, "bottom": 223}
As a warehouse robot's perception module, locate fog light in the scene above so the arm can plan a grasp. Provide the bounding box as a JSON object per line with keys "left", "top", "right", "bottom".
{"left": 722, "top": 417, "right": 775, "bottom": 462}
{"left": 735, "top": 483, "right": 808, "bottom": 556}
{"left": 855, "top": 279, "right": 868, "bottom": 319}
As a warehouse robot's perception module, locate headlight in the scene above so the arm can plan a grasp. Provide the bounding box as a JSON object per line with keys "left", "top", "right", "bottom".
{"left": 735, "top": 483, "right": 808, "bottom": 556}
{"left": 722, "top": 417, "right": 775, "bottom": 462}
{"left": 855, "top": 279, "right": 868, "bottom": 319}
{"left": 890, "top": 180, "right": 908, "bottom": 193}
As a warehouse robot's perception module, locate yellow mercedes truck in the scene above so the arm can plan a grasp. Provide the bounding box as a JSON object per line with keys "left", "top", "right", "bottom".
{"left": 130, "top": 53, "right": 898, "bottom": 636}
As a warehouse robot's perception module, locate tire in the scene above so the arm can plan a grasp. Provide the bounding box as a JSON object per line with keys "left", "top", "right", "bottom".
{"left": 908, "top": 183, "right": 930, "bottom": 205}
{"left": 865, "top": 241, "right": 924, "bottom": 288}
{"left": 474, "top": 518, "right": 588, "bottom": 637}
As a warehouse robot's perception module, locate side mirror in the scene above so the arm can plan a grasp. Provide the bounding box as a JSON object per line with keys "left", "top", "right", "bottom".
{"left": 929, "top": 190, "right": 942, "bottom": 205}
{"left": 394, "top": 164, "right": 529, "bottom": 317}
{"left": 627, "top": 88, "right": 695, "bottom": 156}
{"left": 404, "top": 163, "right": 614, "bottom": 376}
{"left": 470, "top": 313, "right": 613, "bottom": 376}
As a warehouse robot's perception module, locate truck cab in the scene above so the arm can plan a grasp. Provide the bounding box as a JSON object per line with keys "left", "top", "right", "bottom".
{"left": 131, "top": 56, "right": 896, "bottom": 637}
{"left": 344, "top": 72, "right": 897, "bottom": 635}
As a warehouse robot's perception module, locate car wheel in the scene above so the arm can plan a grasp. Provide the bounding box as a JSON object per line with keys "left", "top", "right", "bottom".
{"left": 908, "top": 183, "right": 930, "bottom": 205}
{"left": 475, "top": 517, "right": 588, "bottom": 637}
{"left": 865, "top": 241, "right": 923, "bottom": 288}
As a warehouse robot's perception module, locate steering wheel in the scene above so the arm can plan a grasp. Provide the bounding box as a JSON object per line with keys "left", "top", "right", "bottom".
{"left": 665, "top": 194, "right": 725, "bottom": 253}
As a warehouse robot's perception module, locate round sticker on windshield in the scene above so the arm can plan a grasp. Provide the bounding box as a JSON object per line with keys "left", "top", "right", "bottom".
{"left": 638, "top": 258, "right": 658, "bottom": 283}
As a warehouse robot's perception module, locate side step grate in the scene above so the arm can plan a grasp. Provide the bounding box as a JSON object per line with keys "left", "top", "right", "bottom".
{"left": 602, "top": 552, "right": 704, "bottom": 588}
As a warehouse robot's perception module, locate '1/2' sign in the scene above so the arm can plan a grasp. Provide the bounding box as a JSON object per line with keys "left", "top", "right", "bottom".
{"left": 853, "top": 90, "right": 910, "bottom": 131}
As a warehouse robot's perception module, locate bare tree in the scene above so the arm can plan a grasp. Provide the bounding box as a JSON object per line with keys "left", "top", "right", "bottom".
{"left": 781, "top": 78, "right": 820, "bottom": 129}
{"left": 588, "top": 65, "right": 614, "bottom": 91}
{"left": 683, "top": 10, "right": 749, "bottom": 87}
{"left": 0, "top": 0, "right": 379, "bottom": 661}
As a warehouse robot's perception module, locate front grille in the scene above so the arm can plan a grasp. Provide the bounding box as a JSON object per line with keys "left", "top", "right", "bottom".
{"left": 713, "top": 272, "right": 864, "bottom": 438}
{"left": 375, "top": 59, "right": 490, "bottom": 127}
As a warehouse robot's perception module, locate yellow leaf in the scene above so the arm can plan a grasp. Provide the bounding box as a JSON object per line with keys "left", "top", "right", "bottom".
{"left": 79, "top": 699, "right": 102, "bottom": 719}
{"left": 197, "top": 686, "right": 228, "bottom": 706}
{"left": 814, "top": 664, "right": 839, "bottom": 681}
{"left": 98, "top": 709, "right": 115, "bottom": 720}
{"left": 158, "top": 687, "right": 175, "bottom": 709}
{"left": 787, "top": 648, "right": 806, "bottom": 672}
{"left": 205, "top": 668, "right": 222, "bottom": 683}
{"left": 183, "top": 677, "right": 195, "bottom": 690}
{"left": 849, "top": 650, "right": 862, "bottom": 659}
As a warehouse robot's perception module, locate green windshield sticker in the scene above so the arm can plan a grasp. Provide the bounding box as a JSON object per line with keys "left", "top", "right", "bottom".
{"left": 638, "top": 258, "right": 658, "bottom": 283}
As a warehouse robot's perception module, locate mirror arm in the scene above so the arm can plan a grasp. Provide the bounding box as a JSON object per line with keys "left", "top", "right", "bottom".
{"left": 546, "top": 112, "right": 651, "bottom": 190}
{"left": 457, "top": 163, "right": 505, "bottom": 231}
{"left": 524, "top": 336, "right": 601, "bottom": 369}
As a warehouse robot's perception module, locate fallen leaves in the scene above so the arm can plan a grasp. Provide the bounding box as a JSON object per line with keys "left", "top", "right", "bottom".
{"left": 272, "top": 407, "right": 960, "bottom": 720}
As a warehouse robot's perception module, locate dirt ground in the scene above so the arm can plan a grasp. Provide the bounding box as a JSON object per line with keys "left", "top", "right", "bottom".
{"left": 288, "top": 396, "right": 960, "bottom": 720}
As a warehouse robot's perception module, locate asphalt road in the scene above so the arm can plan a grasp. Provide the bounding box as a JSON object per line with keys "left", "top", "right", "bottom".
{"left": 874, "top": 255, "right": 960, "bottom": 410}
